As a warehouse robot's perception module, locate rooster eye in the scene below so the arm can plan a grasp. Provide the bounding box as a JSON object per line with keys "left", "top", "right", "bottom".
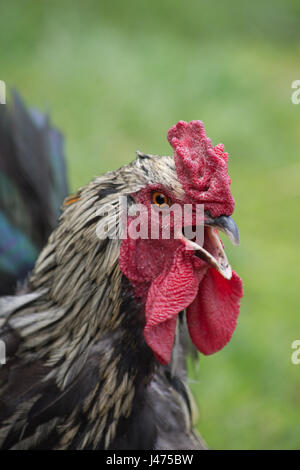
{"left": 152, "top": 191, "right": 170, "bottom": 207}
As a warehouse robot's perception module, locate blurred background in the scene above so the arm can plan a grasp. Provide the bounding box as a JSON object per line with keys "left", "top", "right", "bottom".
{"left": 1, "top": 0, "right": 300, "bottom": 449}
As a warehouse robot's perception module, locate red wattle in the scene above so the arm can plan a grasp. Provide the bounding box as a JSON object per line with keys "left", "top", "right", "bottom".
{"left": 144, "top": 248, "right": 204, "bottom": 365}
{"left": 186, "top": 269, "right": 243, "bottom": 355}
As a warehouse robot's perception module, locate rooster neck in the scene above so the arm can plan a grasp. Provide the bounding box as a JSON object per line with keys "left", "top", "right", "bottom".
{"left": 26, "top": 212, "right": 157, "bottom": 448}
{"left": 6, "top": 241, "right": 156, "bottom": 449}
{"left": 28, "top": 234, "right": 154, "bottom": 378}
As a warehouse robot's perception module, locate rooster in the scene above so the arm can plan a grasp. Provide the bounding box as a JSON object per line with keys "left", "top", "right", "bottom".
{"left": 0, "top": 101, "right": 243, "bottom": 449}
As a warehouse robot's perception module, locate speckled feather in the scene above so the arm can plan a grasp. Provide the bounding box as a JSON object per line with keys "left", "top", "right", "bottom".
{"left": 0, "top": 153, "right": 206, "bottom": 450}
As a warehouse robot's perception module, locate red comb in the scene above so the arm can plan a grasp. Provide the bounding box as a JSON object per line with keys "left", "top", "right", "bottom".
{"left": 167, "top": 120, "right": 234, "bottom": 217}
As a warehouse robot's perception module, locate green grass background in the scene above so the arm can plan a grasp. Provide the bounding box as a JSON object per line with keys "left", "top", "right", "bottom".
{"left": 1, "top": 0, "right": 300, "bottom": 449}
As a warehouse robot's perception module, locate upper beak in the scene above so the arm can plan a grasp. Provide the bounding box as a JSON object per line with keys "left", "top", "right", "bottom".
{"left": 205, "top": 214, "right": 240, "bottom": 246}
{"left": 181, "top": 214, "right": 240, "bottom": 280}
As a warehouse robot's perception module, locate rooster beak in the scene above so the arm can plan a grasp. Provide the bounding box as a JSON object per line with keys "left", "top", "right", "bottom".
{"left": 180, "top": 214, "right": 240, "bottom": 280}
{"left": 205, "top": 214, "right": 240, "bottom": 246}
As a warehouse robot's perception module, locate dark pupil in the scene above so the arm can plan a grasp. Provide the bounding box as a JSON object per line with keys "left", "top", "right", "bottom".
{"left": 155, "top": 194, "right": 166, "bottom": 206}
{"left": 156, "top": 194, "right": 166, "bottom": 205}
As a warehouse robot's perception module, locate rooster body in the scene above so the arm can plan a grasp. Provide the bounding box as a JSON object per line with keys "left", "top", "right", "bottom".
{"left": 0, "top": 157, "right": 204, "bottom": 449}
{"left": 0, "top": 99, "right": 242, "bottom": 450}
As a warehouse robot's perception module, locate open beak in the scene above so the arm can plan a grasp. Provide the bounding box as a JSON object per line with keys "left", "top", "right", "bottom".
{"left": 181, "top": 215, "right": 240, "bottom": 280}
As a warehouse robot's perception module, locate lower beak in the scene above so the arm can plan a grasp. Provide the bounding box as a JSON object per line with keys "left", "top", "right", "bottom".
{"left": 181, "top": 215, "right": 240, "bottom": 280}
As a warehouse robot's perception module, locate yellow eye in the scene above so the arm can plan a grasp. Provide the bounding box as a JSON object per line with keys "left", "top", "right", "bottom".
{"left": 152, "top": 191, "right": 170, "bottom": 207}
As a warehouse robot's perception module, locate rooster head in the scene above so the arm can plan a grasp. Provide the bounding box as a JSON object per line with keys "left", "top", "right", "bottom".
{"left": 119, "top": 120, "right": 243, "bottom": 365}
